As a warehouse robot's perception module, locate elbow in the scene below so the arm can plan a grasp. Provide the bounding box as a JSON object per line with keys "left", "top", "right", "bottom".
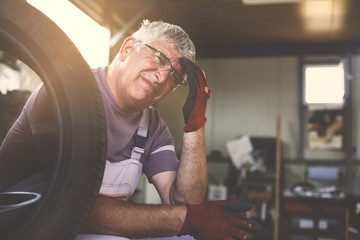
{"left": 169, "top": 185, "right": 206, "bottom": 205}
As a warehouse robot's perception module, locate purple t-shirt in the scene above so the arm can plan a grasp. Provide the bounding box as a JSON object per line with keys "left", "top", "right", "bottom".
{"left": 92, "top": 67, "right": 179, "bottom": 179}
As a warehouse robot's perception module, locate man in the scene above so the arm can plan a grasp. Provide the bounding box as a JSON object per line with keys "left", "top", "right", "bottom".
{"left": 0, "top": 20, "right": 261, "bottom": 239}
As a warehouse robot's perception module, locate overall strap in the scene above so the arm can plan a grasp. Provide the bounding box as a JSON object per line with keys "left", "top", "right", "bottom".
{"left": 131, "top": 107, "right": 150, "bottom": 160}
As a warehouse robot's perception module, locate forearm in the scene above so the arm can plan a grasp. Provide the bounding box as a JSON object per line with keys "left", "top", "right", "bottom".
{"left": 170, "top": 127, "right": 208, "bottom": 204}
{"left": 80, "top": 195, "right": 187, "bottom": 238}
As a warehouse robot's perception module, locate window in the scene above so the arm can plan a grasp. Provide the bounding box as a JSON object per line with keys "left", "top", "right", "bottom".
{"left": 304, "top": 62, "right": 345, "bottom": 106}
{"left": 302, "top": 59, "right": 345, "bottom": 151}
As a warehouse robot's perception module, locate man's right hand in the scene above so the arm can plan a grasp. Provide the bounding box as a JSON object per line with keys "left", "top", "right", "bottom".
{"left": 177, "top": 200, "right": 262, "bottom": 240}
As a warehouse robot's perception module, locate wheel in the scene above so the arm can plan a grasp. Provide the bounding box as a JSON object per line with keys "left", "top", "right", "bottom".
{"left": 0, "top": 1, "right": 107, "bottom": 239}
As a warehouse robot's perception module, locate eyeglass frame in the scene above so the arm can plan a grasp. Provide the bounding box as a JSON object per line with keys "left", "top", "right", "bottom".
{"left": 137, "top": 41, "right": 187, "bottom": 86}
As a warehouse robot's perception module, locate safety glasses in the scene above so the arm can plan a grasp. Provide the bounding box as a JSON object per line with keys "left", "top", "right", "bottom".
{"left": 141, "top": 43, "right": 186, "bottom": 86}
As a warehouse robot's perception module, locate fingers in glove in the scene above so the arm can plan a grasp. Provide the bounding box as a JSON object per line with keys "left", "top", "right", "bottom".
{"left": 233, "top": 216, "right": 263, "bottom": 232}
{"left": 221, "top": 201, "right": 253, "bottom": 212}
{"left": 231, "top": 228, "right": 256, "bottom": 240}
{"left": 180, "top": 58, "right": 198, "bottom": 123}
{"left": 179, "top": 57, "right": 203, "bottom": 84}
{"left": 221, "top": 201, "right": 262, "bottom": 231}
{"left": 180, "top": 58, "right": 204, "bottom": 120}
{"left": 179, "top": 57, "right": 208, "bottom": 97}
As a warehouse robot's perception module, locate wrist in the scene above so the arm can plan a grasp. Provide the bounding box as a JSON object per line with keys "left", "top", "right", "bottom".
{"left": 183, "top": 118, "right": 207, "bottom": 132}
{"left": 177, "top": 203, "right": 191, "bottom": 236}
{"left": 176, "top": 204, "right": 189, "bottom": 235}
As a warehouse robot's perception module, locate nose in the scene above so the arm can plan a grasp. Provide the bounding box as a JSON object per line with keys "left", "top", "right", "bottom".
{"left": 155, "top": 68, "right": 172, "bottom": 83}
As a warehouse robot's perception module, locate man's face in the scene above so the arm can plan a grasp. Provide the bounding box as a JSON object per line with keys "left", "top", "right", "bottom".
{"left": 116, "top": 38, "right": 185, "bottom": 111}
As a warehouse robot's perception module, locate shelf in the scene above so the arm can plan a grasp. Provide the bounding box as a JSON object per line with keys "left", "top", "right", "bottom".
{"left": 281, "top": 196, "right": 348, "bottom": 240}
{"left": 247, "top": 171, "right": 276, "bottom": 180}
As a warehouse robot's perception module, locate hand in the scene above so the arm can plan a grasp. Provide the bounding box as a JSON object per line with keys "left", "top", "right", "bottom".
{"left": 177, "top": 200, "right": 262, "bottom": 240}
{"left": 179, "top": 58, "right": 210, "bottom": 132}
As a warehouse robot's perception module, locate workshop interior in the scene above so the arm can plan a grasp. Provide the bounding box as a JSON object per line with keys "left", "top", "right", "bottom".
{"left": 1, "top": 0, "right": 360, "bottom": 239}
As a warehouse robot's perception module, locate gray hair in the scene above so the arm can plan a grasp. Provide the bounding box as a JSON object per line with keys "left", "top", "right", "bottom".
{"left": 132, "top": 19, "right": 196, "bottom": 62}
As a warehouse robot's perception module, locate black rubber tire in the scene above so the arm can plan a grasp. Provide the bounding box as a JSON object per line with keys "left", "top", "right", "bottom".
{"left": 0, "top": 1, "right": 107, "bottom": 240}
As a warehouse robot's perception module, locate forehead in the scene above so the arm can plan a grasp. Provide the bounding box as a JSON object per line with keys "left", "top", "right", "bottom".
{"left": 148, "top": 41, "right": 183, "bottom": 64}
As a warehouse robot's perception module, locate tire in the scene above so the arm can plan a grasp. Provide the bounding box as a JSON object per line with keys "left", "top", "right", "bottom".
{"left": 0, "top": 1, "right": 107, "bottom": 240}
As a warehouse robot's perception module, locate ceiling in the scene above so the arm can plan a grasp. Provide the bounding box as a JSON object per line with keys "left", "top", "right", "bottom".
{"left": 70, "top": 0, "right": 360, "bottom": 59}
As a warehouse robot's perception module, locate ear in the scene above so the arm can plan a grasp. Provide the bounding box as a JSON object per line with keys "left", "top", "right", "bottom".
{"left": 119, "top": 37, "right": 136, "bottom": 61}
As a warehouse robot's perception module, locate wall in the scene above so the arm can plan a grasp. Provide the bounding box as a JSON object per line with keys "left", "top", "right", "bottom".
{"left": 354, "top": 55, "right": 360, "bottom": 159}
{"left": 352, "top": 55, "right": 360, "bottom": 195}
{"left": 157, "top": 57, "right": 299, "bottom": 159}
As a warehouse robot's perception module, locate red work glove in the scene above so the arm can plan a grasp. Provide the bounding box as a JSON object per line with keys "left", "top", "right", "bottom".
{"left": 177, "top": 200, "right": 262, "bottom": 240}
{"left": 179, "top": 58, "right": 210, "bottom": 132}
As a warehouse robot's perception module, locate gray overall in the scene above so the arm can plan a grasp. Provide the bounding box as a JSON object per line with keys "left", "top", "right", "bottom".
{"left": 98, "top": 108, "right": 150, "bottom": 201}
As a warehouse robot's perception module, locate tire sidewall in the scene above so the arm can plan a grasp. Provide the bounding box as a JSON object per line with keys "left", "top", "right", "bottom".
{"left": 0, "top": 1, "right": 107, "bottom": 239}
